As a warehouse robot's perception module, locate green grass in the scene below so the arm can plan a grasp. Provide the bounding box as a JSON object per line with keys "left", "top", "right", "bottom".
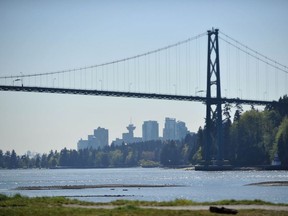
{"left": 1, "top": 194, "right": 288, "bottom": 216}
{"left": 0, "top": 193, "right": 95, "bottom": 208}
{"left": 110, "top": 198, "right": 287, "bottom": 206}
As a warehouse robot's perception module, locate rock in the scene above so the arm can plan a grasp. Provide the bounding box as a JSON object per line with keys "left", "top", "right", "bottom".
{"left": 209, "top": 206, "right": 238, "bottom": 214}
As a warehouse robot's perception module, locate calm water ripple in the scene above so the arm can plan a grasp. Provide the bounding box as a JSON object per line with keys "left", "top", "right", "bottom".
{"left": 1, "top": 168, "right": 288, "bottom": 203}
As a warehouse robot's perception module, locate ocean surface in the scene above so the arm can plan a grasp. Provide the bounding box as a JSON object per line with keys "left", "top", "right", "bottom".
{"left": 1, "top": 168, "right": 288, "bottom": 203}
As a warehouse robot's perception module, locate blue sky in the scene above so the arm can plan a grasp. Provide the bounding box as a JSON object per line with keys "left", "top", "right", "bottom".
{"left": 0, "top": 0, "right": 287, "bottom": 154}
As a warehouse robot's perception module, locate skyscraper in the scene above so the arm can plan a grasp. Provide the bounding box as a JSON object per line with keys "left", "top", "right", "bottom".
{"left": 176, "top": 121, "right": 188, "bottom": 140}
{"left": 94, "top": 127, "right": 109, "bottom": 148}
{"left": 142, "top": 120, "right": 159, "bottom": 141}
{"left": 163, "top": 117, "right": 176, "bottom": 140}
{"left": 163, "top": 118, "right": 189, "bottom": 141}
{"left": 77, "top": 126, "right": 109, "bottom": 150}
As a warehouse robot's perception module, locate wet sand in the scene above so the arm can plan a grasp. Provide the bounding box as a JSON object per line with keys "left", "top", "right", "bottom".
{"left": 246, "top": 181, "right": 288, "bottom": 186}
{"left": 15, "top": 184, "right": 181, "bottom": 190}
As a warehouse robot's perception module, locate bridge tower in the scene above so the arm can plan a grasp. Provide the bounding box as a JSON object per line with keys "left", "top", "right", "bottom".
{"left": 205, "top": 28, "right": 223, "bottom": 164}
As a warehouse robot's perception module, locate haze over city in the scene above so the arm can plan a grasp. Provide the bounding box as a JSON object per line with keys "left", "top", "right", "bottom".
{"left": 0, "top": 0, "right": 287, "bottom": 154}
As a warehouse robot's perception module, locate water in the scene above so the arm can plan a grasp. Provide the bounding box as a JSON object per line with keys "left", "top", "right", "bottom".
{"left": 1, "top": 168, "right": 288, "bottom": 203}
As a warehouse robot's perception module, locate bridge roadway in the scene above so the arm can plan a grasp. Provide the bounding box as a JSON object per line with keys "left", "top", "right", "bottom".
{"left": 0, "top": 85, "right": 276, "bottom": 106}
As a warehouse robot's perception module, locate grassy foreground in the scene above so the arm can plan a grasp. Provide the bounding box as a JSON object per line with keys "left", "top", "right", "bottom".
{"left": 1, "top": 194, "right": 288, "bottom": 216}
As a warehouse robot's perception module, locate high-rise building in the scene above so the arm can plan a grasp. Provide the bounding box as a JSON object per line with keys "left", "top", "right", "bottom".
{"left": 142, "top": 120, "right": 159, "bottom": 141}
{"left": 163, "top": 118, "right": 189, "bottom": 141}
{"left": 94, "top": 127, "right": 109, "bottom": 148}
{"left": 163, "top": 118, "right": 176, "bottom": 140}
{"left": 77, "top": 139, "right": 88, "bottom": 150}
{"left": 176, "top": 121, "right": 188, "bottom": 140}
{"left": 77, "top": 127, "right": 109, "bottom": 150}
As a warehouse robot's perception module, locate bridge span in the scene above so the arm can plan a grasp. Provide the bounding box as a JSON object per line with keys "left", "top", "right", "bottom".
{"left": 0, "top": 85, "right": 276, "bottom": 106}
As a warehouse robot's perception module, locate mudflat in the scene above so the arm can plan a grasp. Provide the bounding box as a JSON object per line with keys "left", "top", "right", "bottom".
{"left": 15, "top": 184, "right": 181, "bottom": 190}
{"left": 245, "top": 181, "right": 288, "bottom": 186}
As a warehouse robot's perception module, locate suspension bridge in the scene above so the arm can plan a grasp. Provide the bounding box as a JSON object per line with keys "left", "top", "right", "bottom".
{"left": 0, "top": 28, "right": 287, "bottom": 165}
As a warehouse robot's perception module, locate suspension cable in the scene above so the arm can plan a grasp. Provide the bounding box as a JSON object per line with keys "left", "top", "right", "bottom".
{"left": 219, "top": 31, "right": 288, "bottom": 74}
{"left": 0, "top": 32, "right": 207, "bottom": 79}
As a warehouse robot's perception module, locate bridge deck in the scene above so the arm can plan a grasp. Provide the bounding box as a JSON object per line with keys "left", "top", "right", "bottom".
{"left": 0, "top": 85, "right": 276, "bottom": 106}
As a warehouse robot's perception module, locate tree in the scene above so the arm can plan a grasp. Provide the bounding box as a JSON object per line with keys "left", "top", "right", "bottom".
{"left": 70, "top": 150, "right": 79, "bottom": 167}
{"left": 20, "top": 155, "right": 29, "bottom": 168}
{"left": 222, "top": 100, "right": 233, "bottom": 162}
{"left": 0, "top": 150, "right": 3, "bottom": 168}
{"left": 223, "top": 103, "right": 232, "bottom": 120}
{"left": 78, "top": 149, "right": 90, "bottom": 167}
{"left": 233, "top": 102, "right": 243, "bottom": 122}
{"left": 47, "top": 150, "right": 58, "bottom": 168}
{"left": 160, "top": 141, "right": 180, "bottom": 166}
{"left": 231, "top": 110, "right": 267, "bottom": 166}
{"left": 275, "top": 117, "right": 288, "bottom": 166}
{"left": 125, "top": 150, "right": 137, "bottom": 166}
{"left": 182, "top": 133, "right": 198, "bottom": 164}
{"left": 10, "top": 150, "right": 18, "bottom": 169}
{"left": 277, "top": 95, "right": 288, "bottom": 117}
{"left": 262, "top": 110, "right": 282, "bottom": 160}
{"left": 41, "top": 154, "right": 48, "bottom": 168}
{"left": 223, "top": 118, "right": 233, "bottom": 162}
{"left": 35, "top": 154, "right": 41, "bottom": 168}
{"left": 109, "top": 150, "right": 124, "bottom": 166}
{"left": 59, "top": 148, "right": 69, "bottom": 166}
{"left": 196, "top": 127, "right": 204, "bottom": 161}
{"left": 266, "top": 95, "right": 288, "bottom": 118}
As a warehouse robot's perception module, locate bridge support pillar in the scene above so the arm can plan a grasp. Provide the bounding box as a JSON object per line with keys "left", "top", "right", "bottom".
{"left": 205, "top": 28, "right": 223, "bottom": 165}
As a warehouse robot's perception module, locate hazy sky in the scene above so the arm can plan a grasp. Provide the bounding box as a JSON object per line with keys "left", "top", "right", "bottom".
{"left": 0, "top": 0, "right": 287, "bottom": 154}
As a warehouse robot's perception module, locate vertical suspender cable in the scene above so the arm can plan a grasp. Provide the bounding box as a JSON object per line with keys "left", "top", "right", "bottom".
{"left": 265, "top": 63, "right": 268, "bottom": 100}
{"left": 275, "top": 62, "right": 278, "bottom": 97}
{"left": 91, "top": 68, "right": 93, "bottom": 90}
{"left": 106, "top": 64, "right": 108, "bottom": 91}
{"left": 246, "top": 50, "right": 249, "bottom": 100}
{"left": 256, "top": 58, "right": 259, "bottom": 99}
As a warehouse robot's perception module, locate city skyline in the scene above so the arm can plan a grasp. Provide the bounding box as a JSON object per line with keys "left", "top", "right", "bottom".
{"left": 78, "top": 117, "right": 192, "bottom": 150}
{"left": 0, "top": 1, "right": 287, "bottom": 154}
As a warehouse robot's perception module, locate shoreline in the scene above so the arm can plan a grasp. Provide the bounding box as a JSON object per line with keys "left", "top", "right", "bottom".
{"left": 1, "top": 165, "right": 288, "bottom": 171}
{"left": 194, "top": 165, "right": 288, "bottom": 171}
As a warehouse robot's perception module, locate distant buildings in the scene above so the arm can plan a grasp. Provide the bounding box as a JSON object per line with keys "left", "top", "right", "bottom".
{"left": 77, "top": 117, "right": 190, "bottom": 150}
{"left": 94, "top": 127, "right": 109, "bottom": 148}
{"left": 112, "top": 124, "right": 142, "bottom": 146}
{"left": 77, "top": 127, "right": 108, "bottom": 150}
{"left": 176, "top": 120, "right": 189, "bottom": 140}
{"left": 123, "top": 124, "right": 136, "bottom": 144}
{"left": 142, "top": 120, "right": 159, "bottom": 142}
{"left": 163, "top": 117, "right": 189, "bottom": 141}
{"left": 163, "top": 118, "right": 176, "bottom": 140}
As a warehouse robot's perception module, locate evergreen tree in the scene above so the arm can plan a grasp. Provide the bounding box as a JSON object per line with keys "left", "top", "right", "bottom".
{"left": 10, "top": 150, "right": 18, "bottom": 169}
{"left": 0, "top": 150, "right": 3, "bottom": 168}
{"left": 41, "top": 154, "right": 48, "bottom": 168}
{"left": 275, "top": 117, "right": 288, "bottom": 166}
{"left": 160, "top": 141, "right": 180, "bottom": 166}
{"left": 231, "top": 110, "right": 267, "bottom": 165}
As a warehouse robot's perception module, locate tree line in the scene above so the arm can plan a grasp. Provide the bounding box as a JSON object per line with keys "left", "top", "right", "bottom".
{"left": 1, "top": 95, "right": 287, "bottom": 169}
{"left": 0, "top": 137, "right": 197, "bottom": 169}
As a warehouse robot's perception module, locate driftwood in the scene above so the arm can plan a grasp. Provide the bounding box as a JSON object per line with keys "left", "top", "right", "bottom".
{"left": 209, "top": 206, "right": 238, "bottom": 214}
